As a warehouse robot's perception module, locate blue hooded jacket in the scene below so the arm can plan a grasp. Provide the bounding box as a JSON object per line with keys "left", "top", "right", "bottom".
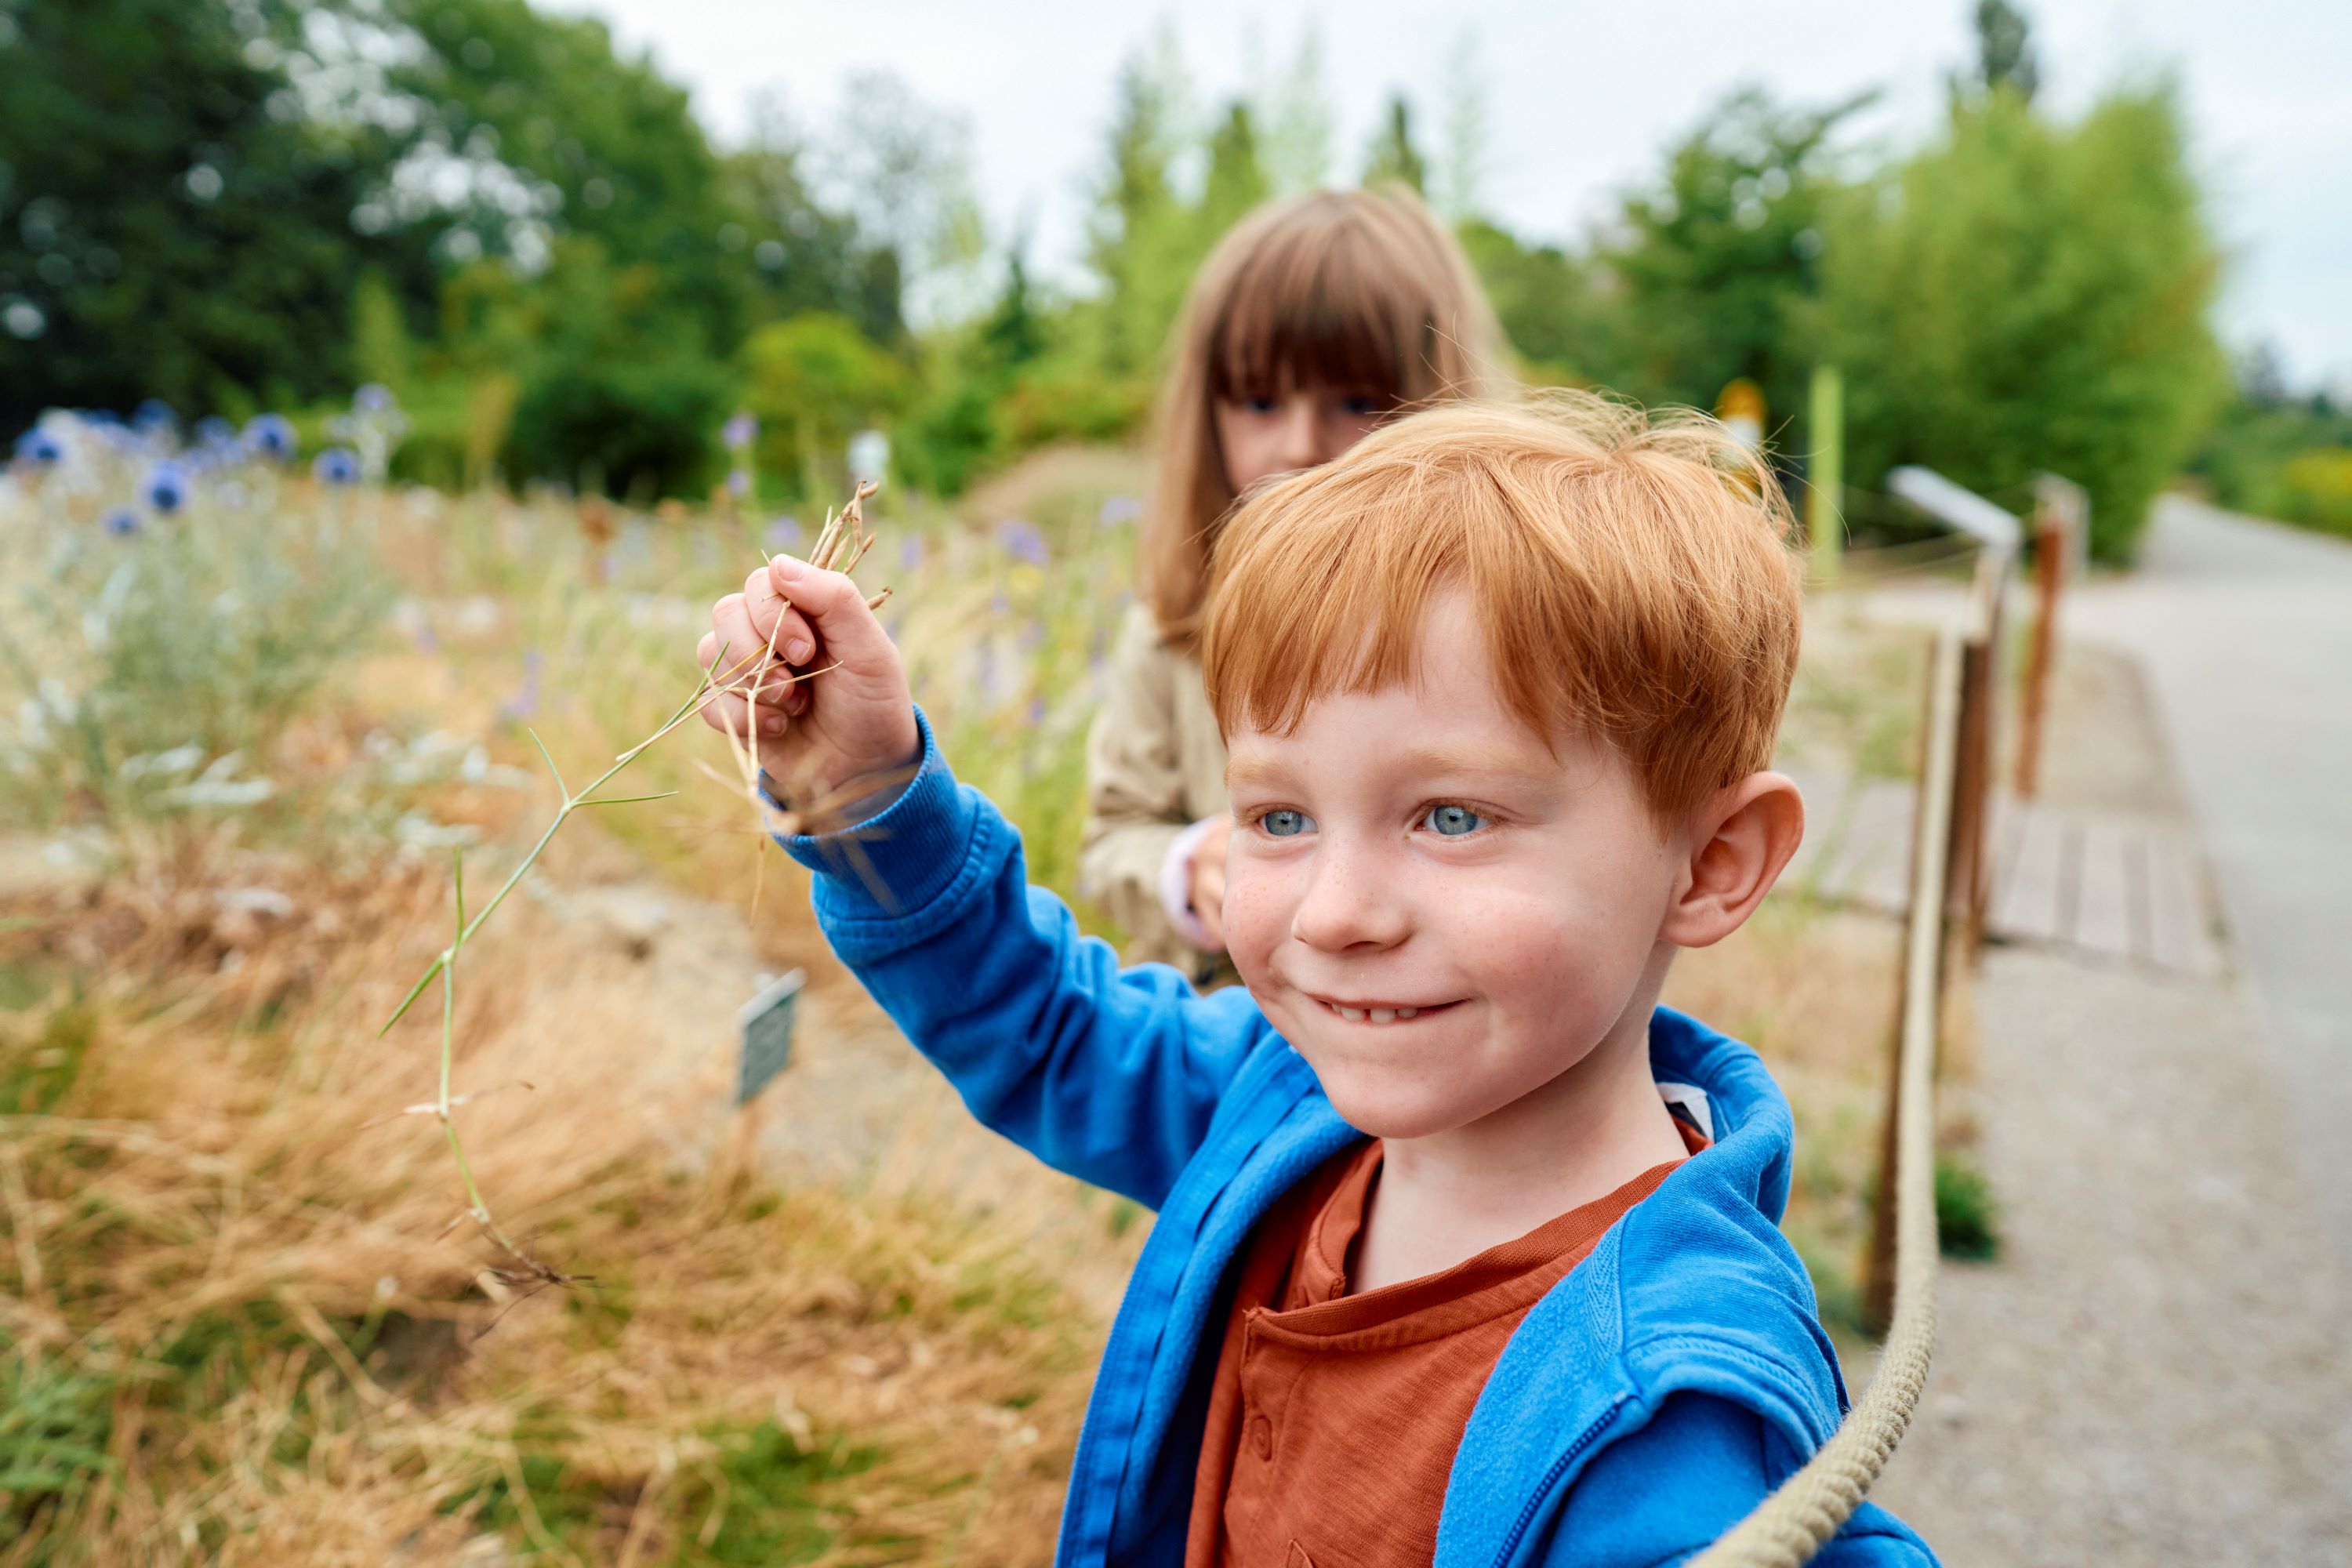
{"left": 784, "top": 717, "right": 1936, "bottom": 1568}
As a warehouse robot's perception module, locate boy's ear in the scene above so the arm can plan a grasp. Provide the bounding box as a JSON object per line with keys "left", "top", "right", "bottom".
{"left": 1659, "top": 772, "right": 1806, "bottom": 950}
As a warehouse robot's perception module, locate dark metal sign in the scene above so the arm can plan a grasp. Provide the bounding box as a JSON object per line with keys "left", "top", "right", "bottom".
{"left": 735, "top": 969, "right": 805, "bottom": 1105}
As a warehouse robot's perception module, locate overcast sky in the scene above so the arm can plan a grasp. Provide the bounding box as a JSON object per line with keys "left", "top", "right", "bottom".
{"left": 550, "top": 0, "right": 2351, "bottom": 390}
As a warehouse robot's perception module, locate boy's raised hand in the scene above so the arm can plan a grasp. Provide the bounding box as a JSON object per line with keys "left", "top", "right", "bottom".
{"left": 698, "top": 556, "right": 919, "bottom": 827}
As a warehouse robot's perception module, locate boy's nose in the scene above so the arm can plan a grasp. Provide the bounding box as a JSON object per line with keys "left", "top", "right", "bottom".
{"left": 1288, "top": 837, "right": 1410, "bottom": 954}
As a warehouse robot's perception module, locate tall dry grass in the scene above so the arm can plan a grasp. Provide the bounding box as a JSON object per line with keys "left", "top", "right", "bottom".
{"left": 1, "top": 852, "right": 1103, "bottom": 1564}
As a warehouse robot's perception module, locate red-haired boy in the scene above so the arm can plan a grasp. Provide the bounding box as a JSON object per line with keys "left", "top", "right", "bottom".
{"left": 699, "top": 394, "right": 1936, "bottom": 1567}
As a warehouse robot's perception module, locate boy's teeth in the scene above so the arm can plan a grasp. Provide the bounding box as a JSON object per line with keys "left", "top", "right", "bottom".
{"left": 1329, "top": 1004, "right": 1423, "bottom": 1023}
{"left": 1368, "top": 1008, "right": 1395, "bottom": 1024}
{"left": 1396, "top": 1007, "right": 1417, "bottom": 1019}
{"left": 1335, "top": 1005, "right": 1364, "bottom": 1022}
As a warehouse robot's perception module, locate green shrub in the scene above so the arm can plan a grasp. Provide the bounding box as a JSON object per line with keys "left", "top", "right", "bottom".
{"left": 508, "top": 348, "right": 733, "bottom": 501}
{"left": 1934, "top": 1153, "right": 2002, "bottom": 1261}
{"left": 2278, "top": 448, "right": 2352, "bottom": 535}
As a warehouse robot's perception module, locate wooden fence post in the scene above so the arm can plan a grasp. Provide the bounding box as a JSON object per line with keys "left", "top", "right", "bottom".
{"left": 2013, "top": 477, "right": 2076, "bottom": 798}
{"left": 1944, "top": 546, "right": 2009, "bottom": 961}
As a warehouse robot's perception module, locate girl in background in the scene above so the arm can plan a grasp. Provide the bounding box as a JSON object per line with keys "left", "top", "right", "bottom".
{"left": 1080, "top": 187, "right": 1509, "bottom": 978}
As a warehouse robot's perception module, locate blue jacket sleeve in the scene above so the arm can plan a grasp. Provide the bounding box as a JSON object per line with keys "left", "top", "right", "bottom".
{"left": 779, "top": 710, "right": 1269, "bottom": 1210}
{"left": 1536, "top": 1394, "right": 1939, "bottom": 1567}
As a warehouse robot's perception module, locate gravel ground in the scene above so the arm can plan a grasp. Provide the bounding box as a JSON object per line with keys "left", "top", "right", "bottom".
{"left": 1870, "top": 946, "right": 2352, "bottom": 1564}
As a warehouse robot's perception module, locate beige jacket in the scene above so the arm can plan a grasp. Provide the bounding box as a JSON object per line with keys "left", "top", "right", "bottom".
{"left": 1080, "top": 602, "right": 1231, "bottom": 976}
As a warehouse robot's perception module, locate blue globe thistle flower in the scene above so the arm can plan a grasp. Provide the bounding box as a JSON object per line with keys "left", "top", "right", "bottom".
{"left": 995, "top": 517, "right": 1049, "bottom": 567}
{"left": 244, "top": 413, "right": 297, "bottom": 461}
{"left": 314, "top": 447, "right": 361, "bottom": 485}
{"left": 133, "top": 399, "right": 176, "bottom": 434}
{"left": 353, "top": 383, "right": 395, "bottom": 413}
{"left": 103, "top": 507, "right": 142, "bottom": 538}
{"left": 144, "top": 463, "right": 188, "bottom": 514}
{"left": 13, "top": 427, "right": 62, "bottom": 466}
{"left": 194, "top": 415, "right": 237, "bottom": 451}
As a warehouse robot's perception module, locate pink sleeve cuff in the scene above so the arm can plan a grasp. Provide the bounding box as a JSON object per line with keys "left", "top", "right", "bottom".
{"left": 1158, "top": 815, "right": 1223, "bottom": 951}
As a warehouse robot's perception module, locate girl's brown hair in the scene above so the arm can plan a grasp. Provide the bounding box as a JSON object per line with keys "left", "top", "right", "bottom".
{"left": 1143, "top": 185, "right": 1507, "bottom": 648}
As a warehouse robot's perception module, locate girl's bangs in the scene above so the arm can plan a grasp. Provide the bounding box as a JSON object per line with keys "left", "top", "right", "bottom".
{"left": 1206, "top": 228, "right": 1424, "bottom": 402}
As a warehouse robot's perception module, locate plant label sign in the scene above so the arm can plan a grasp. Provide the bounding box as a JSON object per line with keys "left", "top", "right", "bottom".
{"left": 735, "top": 969, "right": 806, "bottom": 1105}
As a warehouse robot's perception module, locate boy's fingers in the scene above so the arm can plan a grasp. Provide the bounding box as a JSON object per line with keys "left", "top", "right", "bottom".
{"left": 706, "top": 606, "right": 793, "bottom": 710}
{"left": 764, "top": 557, "right": 893, "bottom": 673}
{"left": 742, "top": 566, "right": 817, "bottom": 665}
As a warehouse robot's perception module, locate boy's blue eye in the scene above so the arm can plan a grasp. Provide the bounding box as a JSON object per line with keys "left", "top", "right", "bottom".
{"left": 1424, "top": 804, "right": 1484, "bottom": 837}
{"left": 1260, "top": 808, "right": 1311, "bottom": 838}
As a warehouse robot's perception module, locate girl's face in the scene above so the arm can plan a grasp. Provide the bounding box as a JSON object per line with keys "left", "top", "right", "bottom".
{"left": 1214, "top": 382, "right": 1390, "bottom": 497}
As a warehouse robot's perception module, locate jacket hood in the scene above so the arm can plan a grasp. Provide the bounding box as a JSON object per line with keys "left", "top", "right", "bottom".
{"left": 1434, "top": 1007, "right": 1852, "bottom": 1567}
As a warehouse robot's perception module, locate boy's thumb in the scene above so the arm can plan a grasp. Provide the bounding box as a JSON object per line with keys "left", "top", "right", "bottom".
{"left": 768, "top": 557, "right": 888, "bottom": 669}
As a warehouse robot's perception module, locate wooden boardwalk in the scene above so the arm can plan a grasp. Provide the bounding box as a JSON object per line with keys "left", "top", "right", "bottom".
{"left": 1786, "top": 771, "right": 2225, "bottom": 977}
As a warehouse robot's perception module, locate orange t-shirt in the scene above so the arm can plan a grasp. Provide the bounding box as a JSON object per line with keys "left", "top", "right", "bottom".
{"left": 1184, "top": 1123, "right": 1707, "bottom": 1568}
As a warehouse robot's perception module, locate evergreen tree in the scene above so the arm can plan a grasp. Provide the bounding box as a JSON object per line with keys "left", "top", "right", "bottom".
{"left": 1202, "top": 103, "right": 1271, "bottom": 236}
{"left": 1363, "top": 96, "right": 1428, "bottom": 195}
{"left": 1971, "top": 0, "right": 2041, "bottom": 101}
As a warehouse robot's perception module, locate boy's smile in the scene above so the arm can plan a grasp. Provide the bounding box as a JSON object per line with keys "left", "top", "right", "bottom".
{"left": 1221, "top": 591, "right": 1687, "bottom": 1145}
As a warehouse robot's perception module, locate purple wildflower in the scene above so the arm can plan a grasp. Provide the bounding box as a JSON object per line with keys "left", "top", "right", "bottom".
{"left": 314, "top": 447, "right": 361, "bottom": 485}
{"left": 722, "top": 410, "right": 758, "bottom": 452}
{"left": 1027, "top": 695, "right": 1047, "bottom": 726}
{"left": 354, "top": 383, "right": 395, "bottom": 413}
{"left": 1098, "top": 494, "right": 1143, "bottom": 527}
{"left": 996, "top": 517, "right": 1048, "bottom": 567}
{"left": 728, "top": 466, "right": 751, "bottom": 497}
{"left": 499, "top": 648, "right": 545, "bottom": 722}
{"left": 103, "top": 507, "right": 142, "bottom": 537}
{"left": 12, "top": 427, "right": 61, "bottom": 466}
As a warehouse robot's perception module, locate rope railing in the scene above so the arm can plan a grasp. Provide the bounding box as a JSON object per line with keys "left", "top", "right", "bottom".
{"left": 1688, "top": 619, "right": 1965, "bottom": 1567}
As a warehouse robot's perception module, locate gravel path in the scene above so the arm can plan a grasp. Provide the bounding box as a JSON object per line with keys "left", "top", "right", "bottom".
{"left": 1871, "top": 503, "right": 2352, "bottom": 1562}
{"left": 2063, "top": 498, "right": 2352, "bottom": 1255}
{"left": 1870, "top": 946, "right": 2352, "bottom": 1563}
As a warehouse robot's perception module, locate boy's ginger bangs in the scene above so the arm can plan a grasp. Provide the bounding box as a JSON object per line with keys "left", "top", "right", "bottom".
{"left": 1145, "top": 187, "right": 1505, "bottom": 648}
{"left": 1199, "top": 393, "right": 1805, "bottom": 822}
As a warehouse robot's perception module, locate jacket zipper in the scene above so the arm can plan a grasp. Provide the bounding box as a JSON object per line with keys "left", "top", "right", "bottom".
{"left": 1488, "top": 1397, "right": 1627, "bottom": 1568}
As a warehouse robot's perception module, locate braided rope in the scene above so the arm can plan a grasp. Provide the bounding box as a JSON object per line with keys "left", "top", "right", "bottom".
{"left": 1689, "top": 622, "right": 1961, "bottom": 1568}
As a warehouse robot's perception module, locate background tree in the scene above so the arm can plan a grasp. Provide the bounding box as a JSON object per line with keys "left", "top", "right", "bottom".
{"left": 1595, "top": 88, "right": 1867, "bottom": 437}
{"left": 0, "top": 0, "right": 422, "bottom": 426}
{"left": 1969, "top": 0, "right": 2042, "bottom": 101}
{"left": 739, "top": 312, "right": 909, "bottom": 499}
{"left": 1363, "top": 96, "right": 1428, "bottom": 195}
{"left": 1823, "top": 83, "right": 2225, "bottom": 558}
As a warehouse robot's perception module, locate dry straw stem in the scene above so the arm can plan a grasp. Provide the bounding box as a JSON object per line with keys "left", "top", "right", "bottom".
{"left": 376, "top": 481, "right": 889, "bottom": 1283}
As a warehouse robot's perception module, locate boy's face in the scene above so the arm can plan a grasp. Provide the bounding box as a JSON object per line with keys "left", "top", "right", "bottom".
{"left": 1221, "top": 591, "right": 1684, "bottom": 1141}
